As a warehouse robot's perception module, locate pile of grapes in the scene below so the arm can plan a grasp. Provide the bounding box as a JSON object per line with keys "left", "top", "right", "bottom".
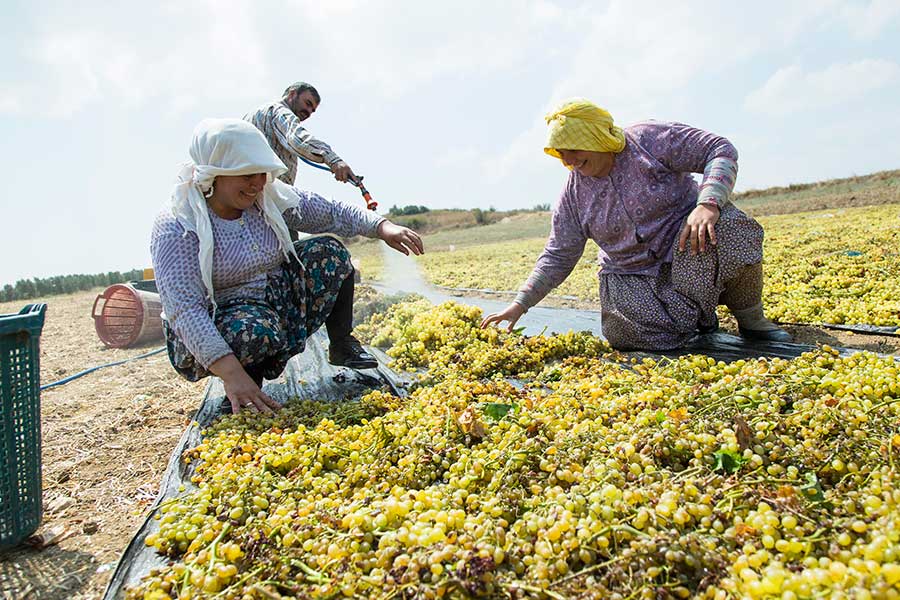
{"left": 759, "top": 204, "right": 900, "bottom": 327}
{"left": 129, "top": 301, "right": 900, "bottom": 599}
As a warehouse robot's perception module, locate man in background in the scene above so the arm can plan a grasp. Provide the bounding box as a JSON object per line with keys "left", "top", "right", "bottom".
{"left": 245, "top": 81, "right": 357, "bottom": 185}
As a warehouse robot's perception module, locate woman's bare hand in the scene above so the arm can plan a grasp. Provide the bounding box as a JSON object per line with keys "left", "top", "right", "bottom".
{"left": 209, "top": 354, "right": 280, "bottom": 414}
{"left": 222, "top": 375, "right": 280, "bottom": 414}
{"left": 377, "top": 221, "right": 424, "bottom": 256}
{"left": 678, "top": 203, "right": 720, "bottom": 255}
{"left": 480, "top": 303, "right": 526, "bottom": 332}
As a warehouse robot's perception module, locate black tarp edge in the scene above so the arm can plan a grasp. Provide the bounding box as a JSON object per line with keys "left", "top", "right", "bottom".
{"left": 777, "top": 321, "right": 900, "bottom": 337}
{"left": 432, "top": 284, "right": 900, "bottom": 337}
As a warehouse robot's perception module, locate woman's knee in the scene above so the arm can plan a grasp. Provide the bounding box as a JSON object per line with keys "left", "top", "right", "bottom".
{"left": 600, "top": 324, "right": 632, "bottom": 350}
{"left": 293, "top": 237, "right": 354, "bottom": 293}
{"left": 224, "top": 326, "right": 283, "bottom": 364}
{"left": 599, "top": 307, "right": 647, "bottom": 350}
{"left": 294, "top": 236, "right": 351, "bottom": 265}
{"left": 216, "top": 307, "right": 284, "bottom": 363}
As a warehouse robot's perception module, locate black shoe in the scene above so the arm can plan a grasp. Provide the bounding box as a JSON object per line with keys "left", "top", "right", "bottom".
{"left": 738, "top": 326, "right": 792, "bottom": 342}
{"left": 698, "top": 315, "right": 720, "bottom": 335}
{"left": 329, "top": 336, "right": 378, "bottom": 369}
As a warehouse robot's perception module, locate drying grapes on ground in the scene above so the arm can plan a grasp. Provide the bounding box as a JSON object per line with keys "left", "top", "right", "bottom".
{"left": 128, "top": 300, "right": 900, "bottom": 599}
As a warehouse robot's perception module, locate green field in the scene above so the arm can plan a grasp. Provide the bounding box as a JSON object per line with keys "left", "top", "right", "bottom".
{"left": 735, "top": 169, "right": 900, "bottom": 216}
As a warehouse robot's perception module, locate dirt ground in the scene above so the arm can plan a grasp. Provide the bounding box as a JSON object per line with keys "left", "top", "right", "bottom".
{"left": 0, "top": 289, "right": 206, "bottom": 600}
{"left": 0, "top": 287, "right": 897, "bottom": 600}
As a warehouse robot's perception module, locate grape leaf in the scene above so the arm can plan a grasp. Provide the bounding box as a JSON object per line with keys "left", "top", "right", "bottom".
{"left": 801, "top": 472, "right": 826, "bottom": 504}
{"left": 483, "top": 402, "right": 517, "bottom": 421}
{"left": 713, "top": 449, "right": 747, "bottom": 474}
{"left": 457, "top": 406, "right": 487, "bottom": 440}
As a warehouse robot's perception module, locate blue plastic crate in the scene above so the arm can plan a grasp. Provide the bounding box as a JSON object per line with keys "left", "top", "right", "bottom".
{"left": 0, "top": 303, "right": 47, "bottom": 550}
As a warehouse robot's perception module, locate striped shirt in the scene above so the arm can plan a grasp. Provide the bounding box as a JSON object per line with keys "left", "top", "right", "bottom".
{"left": 150, "top": 189, "right": 384, "bottom": 368}
{"left": 245, "top": 99, "right": 343, "bottom": 185}
{"left": 515, "top": 121, "right": 739, "bottom": 310}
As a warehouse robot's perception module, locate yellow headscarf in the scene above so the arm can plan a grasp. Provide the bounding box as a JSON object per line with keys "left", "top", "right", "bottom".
{"left": 544, "top": 98, "right": 626, "bottom": 164}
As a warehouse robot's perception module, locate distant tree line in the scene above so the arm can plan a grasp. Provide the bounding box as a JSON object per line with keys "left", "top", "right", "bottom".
{"left": 471, "top": 207, "right": 496, "bottom": 225}
{"left": 1, "top": 269, "right": 144, "bottom": 303}
{"left": 388, "top": 204, "right": 430, "bottom": 216}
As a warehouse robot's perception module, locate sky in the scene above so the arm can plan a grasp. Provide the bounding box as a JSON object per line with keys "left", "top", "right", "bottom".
{"left": 1, "top": 0, "right": 899, "bottom": 285}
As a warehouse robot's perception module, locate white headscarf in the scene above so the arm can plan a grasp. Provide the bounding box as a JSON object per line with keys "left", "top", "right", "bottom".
{"left": 170, "top": 118, "right": 300, "bottom": 307}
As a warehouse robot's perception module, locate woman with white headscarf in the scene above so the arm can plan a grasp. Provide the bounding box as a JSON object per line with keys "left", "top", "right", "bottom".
{"left": 151, "top": 119, "right": 423, "bottom": 414}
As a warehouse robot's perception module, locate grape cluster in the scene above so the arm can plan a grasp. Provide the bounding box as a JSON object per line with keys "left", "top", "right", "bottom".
{"left": 354, "top": 299, "right": 608, "bottom": 380}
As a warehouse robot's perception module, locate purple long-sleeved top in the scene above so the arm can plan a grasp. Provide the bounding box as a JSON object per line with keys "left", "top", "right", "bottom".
{"left": 515, "top": 121, "right": 739, "bottom": 310}
{"left": 150, "top": 189, "right": 384, "bottom": 368}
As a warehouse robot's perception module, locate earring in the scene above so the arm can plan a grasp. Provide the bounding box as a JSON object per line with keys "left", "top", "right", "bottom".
{"left": 204, "top": 183, "right": 215, "bottom": 199}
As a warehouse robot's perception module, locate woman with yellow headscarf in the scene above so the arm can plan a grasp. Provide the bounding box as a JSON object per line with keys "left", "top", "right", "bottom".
{"left": 482, "top": 99, "right": 788, "bottom": 351}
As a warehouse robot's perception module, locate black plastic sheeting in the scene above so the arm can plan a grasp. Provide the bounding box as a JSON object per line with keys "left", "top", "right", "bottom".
{"left": 369, "top": 282, "right": 860, "bottom": 361}
{"left": 779, "top": 321, "right": 900, "bottom": 337}
{"left": 103, "top": 295, "right": 879, "bottom": 599}
{"left": 429, "top": 286, "right": 900, "bottom": 338}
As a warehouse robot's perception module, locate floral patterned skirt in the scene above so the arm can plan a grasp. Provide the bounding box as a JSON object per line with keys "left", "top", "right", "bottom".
{"left": 165, "top": 236, "right": 353, "bottom": 382}
{"left": 598, "top": 205, "right": 764, "bottom": 351}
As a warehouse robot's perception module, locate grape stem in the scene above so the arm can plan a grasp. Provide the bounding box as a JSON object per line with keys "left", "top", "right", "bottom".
{"left": 551, "top": 554, "right": 626, "bottom": 587}
{"left": 213, "top": 566, "right": 264, "bottom": 598}
{"left": 291, "top": 558, "right": 331, "bottom": 584}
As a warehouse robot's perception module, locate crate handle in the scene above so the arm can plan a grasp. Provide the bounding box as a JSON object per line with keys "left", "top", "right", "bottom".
{"left": 21, "top": 304, "right": 47, "bottom": 318}
{"left": 0, "top": 303, "right": 47, "bottom": 337}
{"left": 91, "top": 294, "right": 106, "bottom": 319}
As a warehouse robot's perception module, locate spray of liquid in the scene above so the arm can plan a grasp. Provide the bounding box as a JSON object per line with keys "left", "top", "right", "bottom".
{"left": 373, "top": 244, "right": 603, "bottom": 337}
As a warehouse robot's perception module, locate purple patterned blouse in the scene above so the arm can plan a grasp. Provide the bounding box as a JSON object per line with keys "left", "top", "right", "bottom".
{"left": 150, "top": 189, "right": 384, "bottom": 368}
{"left": 515, "top": 121, "right": 739, "bottom": 310}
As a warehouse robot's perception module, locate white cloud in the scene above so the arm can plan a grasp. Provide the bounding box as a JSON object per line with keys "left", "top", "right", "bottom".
{"left": 434, "top": 145, "right": 481, "bottom": 168}
{"left": 32, "top": 32, "right": 108, "bottom": 117}
{"left": 488, "top": 119, "right": 548, "bottom": 182}
{"left": 744, "top": 59, "right": 900, "bottom": 116}
{"left": 0, "top": 0, "right": 273, "bottom": 117}
{"left": 0, "top": 0, "right": 570, "bottom": 116}
{"left": 840, "top": 0, "right": 900, "bottom": 39}
{"left": 277, "top": 1, "right": 568, "bottom": 99}
{"left": 542, "top": 1, "right": 826, "bottom": 116}
{"left": 9, "top": 0, "right": 888, "bottom": 121}
{"left": 487, "top": 1, "right": 784, "bottom": 187}
{"left": 0, "top": 88, "right": 24, "bottom": 114}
